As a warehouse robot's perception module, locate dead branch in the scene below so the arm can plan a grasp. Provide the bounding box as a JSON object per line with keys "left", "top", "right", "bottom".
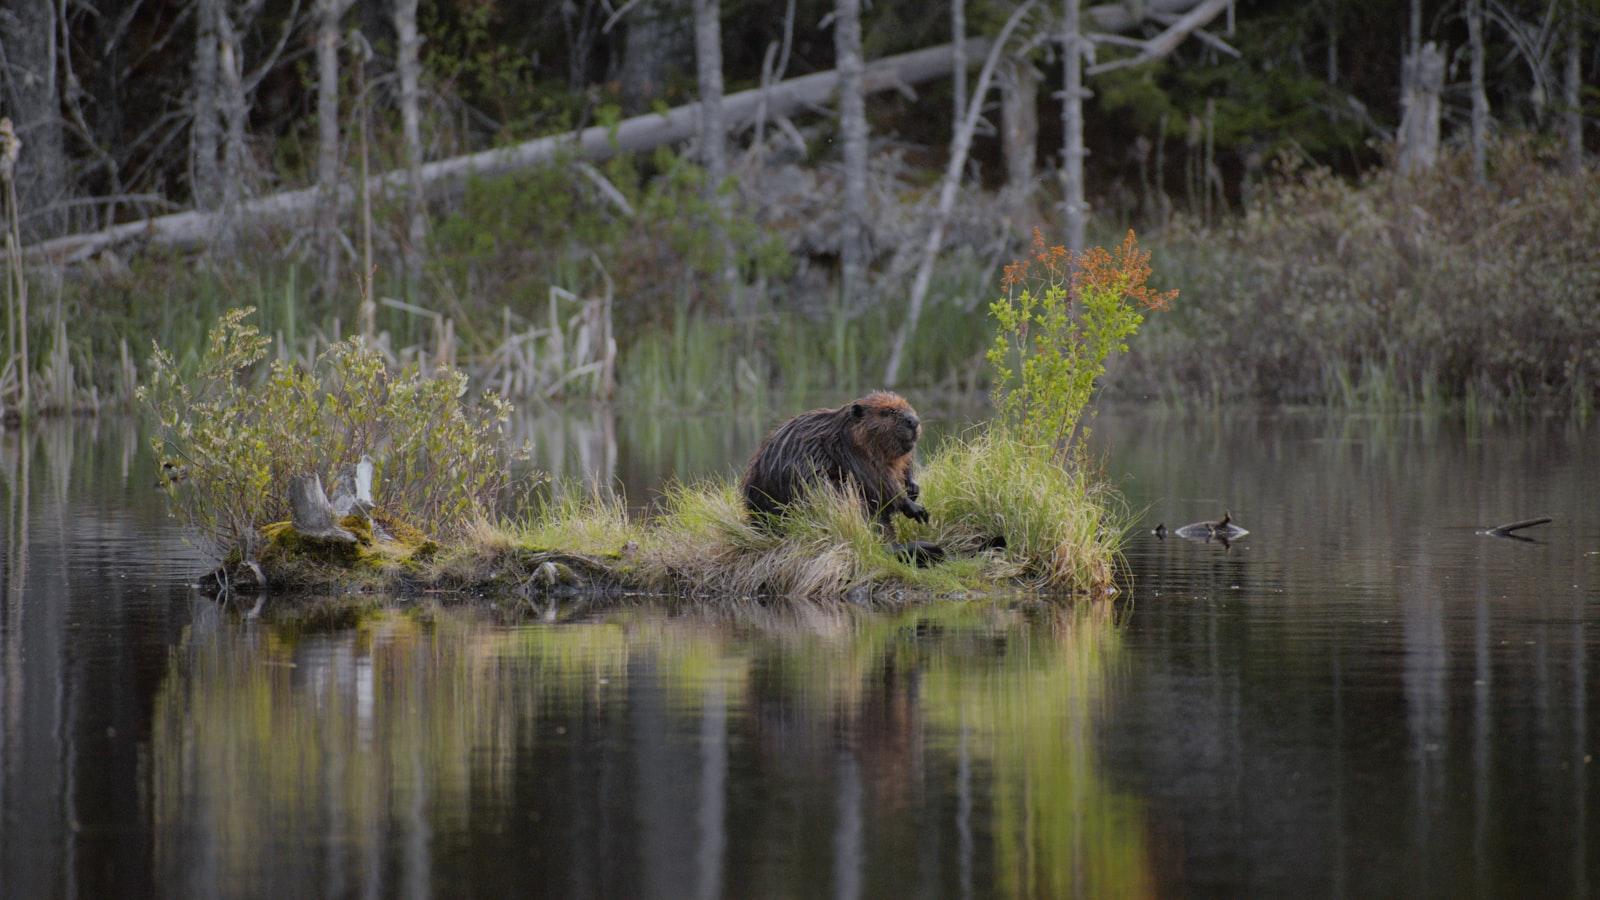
{"left": 1487, "top": 516, "right": 1553, "bottom": 537}
{"left": 1086, "top": 0, "right": 1233, "bottom": 75}
{"left": 29, "top": 41, "right": 988, "bottom": 264}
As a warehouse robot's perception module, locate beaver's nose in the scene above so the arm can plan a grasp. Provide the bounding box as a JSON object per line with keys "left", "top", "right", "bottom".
{"left": 905, "top": 414, "right": 921, "bottom": 432}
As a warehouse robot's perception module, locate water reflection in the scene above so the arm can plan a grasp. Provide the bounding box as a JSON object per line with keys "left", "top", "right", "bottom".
{"left": 147, "top": 602, "right": 1148, "bottom": 896}
{"left": 1, "top": 410, "right": 1597, "bottom": 895}
{"left": 0, "top": 421, "right": 204, "bottom": 897}
{"left": 1103, "top": 411, "right": 1598, "bottom": 896}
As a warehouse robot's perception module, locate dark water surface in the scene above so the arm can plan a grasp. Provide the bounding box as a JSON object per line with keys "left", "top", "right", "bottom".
{"left": 1, "top": 409, "right": 1595, "bottom": 897}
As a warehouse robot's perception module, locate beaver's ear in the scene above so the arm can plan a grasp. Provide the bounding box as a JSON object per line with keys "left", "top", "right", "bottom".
{"left": 851, "top": 403, "right": 864, "bottom": 418}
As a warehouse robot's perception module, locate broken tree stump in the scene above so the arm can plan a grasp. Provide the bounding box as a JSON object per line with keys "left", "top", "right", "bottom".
{"left": 329, "top": 456, "right": 375, "bottom": 518}
{"left": 289, "top": 474, "right": 358, "bottom": 543}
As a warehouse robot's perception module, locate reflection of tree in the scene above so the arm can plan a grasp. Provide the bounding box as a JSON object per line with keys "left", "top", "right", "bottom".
{"left": 146, "top": 601, "right": 1150, "bottom": 895}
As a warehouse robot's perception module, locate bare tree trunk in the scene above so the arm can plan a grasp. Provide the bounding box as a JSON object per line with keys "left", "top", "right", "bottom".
{"left": 834, "top": 0, "right": 869, "bottom": 306}
{"left": 885, "top": 0, "right": 1037, "bottom": 388}
{"left": 353, "top": 31, "right": 374, "bottom": 338}
{"left": 999, "top": 54, "right": 1039, "bottom": 229}
{"left": 1566, "top": 12, "right": 1584, "bottom": 175}
{"left": 693, "top": 0, "right": 739, "bottom": 309}
{"left": 218, "top": 6, "right": 250, "bottom": 222}
{"left": 1061, "top": 0, "right": 1086, "bottom": 254}
{"left": 693, "top": 0, "right": 727, "bottom": 189}
{"left": 316, "top": 0, "right": 351, "bottom": 301}
{"left": 395, "top": 0, "right": 426, "bottom": 288}
{"left": 191, "top": 0, "right": 223, "bottom": 210}
{"left": 1468, "top": 0, "right": 1489, "bottom": 185}
{"left": 1, "top": 0, "right": 68, "bottom": 240}
{"left": 952, "top": 0, "right": 967, "bottom": 127}
{"left": 620, "top": 0, "right": 689, "bottom": 114}
{"left": 1398, "top": 42, "right": 1444, "bottom": 175}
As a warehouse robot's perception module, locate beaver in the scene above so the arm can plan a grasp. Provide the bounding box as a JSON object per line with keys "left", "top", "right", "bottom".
{"left": 741, "top": 390, "right": 929, "bottom": 530}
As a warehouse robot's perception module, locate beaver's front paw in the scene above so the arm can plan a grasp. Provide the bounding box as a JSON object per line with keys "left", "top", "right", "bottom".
{"left": 904, "top": 501, "right": 930, "bottom": 525}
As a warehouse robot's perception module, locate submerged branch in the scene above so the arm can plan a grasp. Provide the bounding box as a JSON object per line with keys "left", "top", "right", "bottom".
{"left": 1486, "top": 516, "right": 1553, "bottom": 537}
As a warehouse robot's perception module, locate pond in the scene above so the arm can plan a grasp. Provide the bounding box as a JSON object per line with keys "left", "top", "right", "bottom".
{"left": 0, "top": 407, "right": 1595, "bottom": 896}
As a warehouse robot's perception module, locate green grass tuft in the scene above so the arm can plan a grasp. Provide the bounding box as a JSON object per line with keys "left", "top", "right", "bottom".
{"left": 449, "top": 430, "right": 1122, "bottom": 602}
{"left": 906, "top": 431, "right": 1124, "bottom": 593}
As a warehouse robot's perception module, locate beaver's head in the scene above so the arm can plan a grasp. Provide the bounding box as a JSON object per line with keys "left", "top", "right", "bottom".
{"left": 849, "top": 391, "right": 921, "bottom": 458}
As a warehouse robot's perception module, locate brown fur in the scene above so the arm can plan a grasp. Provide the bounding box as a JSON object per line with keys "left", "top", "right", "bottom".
{"left": 741, "top": 391, "right": 927, "bottom": 528}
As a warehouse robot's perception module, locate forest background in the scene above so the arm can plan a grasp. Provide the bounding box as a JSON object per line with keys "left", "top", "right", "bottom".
{"left": 1, "top": 0, "right": 1596, "bottom": 417}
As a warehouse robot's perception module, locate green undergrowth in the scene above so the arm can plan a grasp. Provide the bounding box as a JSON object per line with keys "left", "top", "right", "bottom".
{"left": 181, "top": 229, "right": 1163, "bottom": 603}
{"left": 1117, "top": 144, "right": 1600, "bottom": 411}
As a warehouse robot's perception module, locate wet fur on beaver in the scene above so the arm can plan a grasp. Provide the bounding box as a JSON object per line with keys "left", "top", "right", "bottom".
{"left": 741, "top": 391, "right": 929, "bottom": 529}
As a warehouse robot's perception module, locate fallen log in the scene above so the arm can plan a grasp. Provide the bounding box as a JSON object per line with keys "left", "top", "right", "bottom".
{"left": 27, "top": 41, "right": 988, "bottom": 264}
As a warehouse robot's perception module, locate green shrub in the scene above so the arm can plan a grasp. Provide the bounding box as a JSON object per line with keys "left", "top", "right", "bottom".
{"left": 988, "top": 229, "right": 1175, "bottom": 458}
{"left": 139, "top": 308, "right": 511, "bottom": 560}
{"left": 1119, "top": 144, "right": 1600, "bottom": 408}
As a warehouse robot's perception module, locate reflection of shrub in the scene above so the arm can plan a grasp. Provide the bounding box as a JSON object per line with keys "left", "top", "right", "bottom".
{"left": 1120, "top": 145, "right": 1600, "bottom": 408}
{"left": 139, "top": 308, "right": 511, "bottom": 560}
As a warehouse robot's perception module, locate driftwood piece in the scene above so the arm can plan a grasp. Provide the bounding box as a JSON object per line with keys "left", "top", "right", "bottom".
{"left": 289, "top": 474, "right": 357, "bottom": 543}
{"left": 1486, "top": 516, "right": 1553, "bottom": 538}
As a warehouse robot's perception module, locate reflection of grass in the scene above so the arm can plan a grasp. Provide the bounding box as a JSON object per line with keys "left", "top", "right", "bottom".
{"left": 150, "top": 600, "right": 1149, "bottom": 894}
{"left": 920, "top": 602, "right": 1152, "bottom": 898}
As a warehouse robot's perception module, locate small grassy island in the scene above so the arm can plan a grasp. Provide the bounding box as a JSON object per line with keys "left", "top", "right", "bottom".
{"left": 144, "top": 232, "right": 1173, "bottom": 606}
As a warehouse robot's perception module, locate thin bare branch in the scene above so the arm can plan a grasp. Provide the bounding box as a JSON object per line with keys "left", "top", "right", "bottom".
{"left": 1085, "top": 0, "right": 1233, "bottom": 75}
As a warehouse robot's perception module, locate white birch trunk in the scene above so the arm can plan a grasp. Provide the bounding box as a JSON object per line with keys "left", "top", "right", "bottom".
{"left": 218, "top": 7, "right": 250, "bottom": 218}
{"left": 693, "top": 0, "right": 727, "bottom": 186}
{"left": 1061, "top": 0, "right": 1086, "bottom": 254}
{"left": 1468, "top": 0, "right": 1489, "bottom": 185}
{"left": 316, "top": 0, "right": 350, "bottom": 301}
{"left": 693, "top": 0, "right": 739, "bottom": 306}
{"left": 2, "top": 0, "right": 68, "bottom": 239}
{"left": 1000, "top": 54, "right": 1039, "bottom": 229}
{"left": 834, "top": 0, "right": 869, "bottom": 306}
{"left": 191, "top": 0, "right": 222, "bottom": 210}
{"left": 394, "top": 0, "right": 426, "bottom": 280}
